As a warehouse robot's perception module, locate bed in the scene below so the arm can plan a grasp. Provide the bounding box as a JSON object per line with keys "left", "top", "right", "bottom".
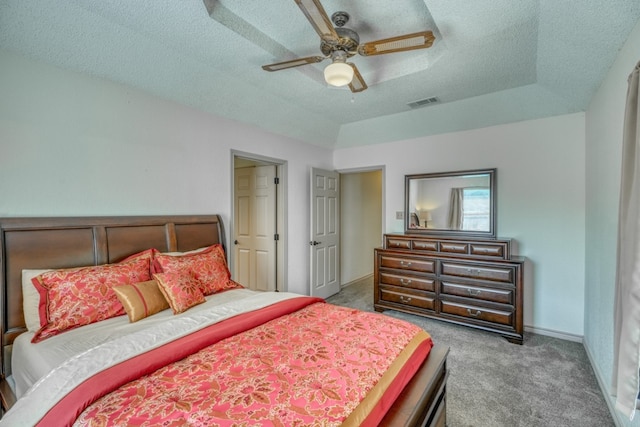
{"left": 0, "top": 215, "right": 448, "bottom": 426}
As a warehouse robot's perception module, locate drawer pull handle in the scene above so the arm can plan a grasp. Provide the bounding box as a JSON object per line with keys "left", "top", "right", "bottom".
{"left": 467, "top": 288, "right": 482, "bottom": 296}
{"left": 400, "top": 279, "right": 413, "bottom": 285}
{"left": 400, "top": 296, "right": 412, "bottom": 303}
{"left": 400, "top": 261, "right": 413, "bottom": 267}
{"left": 465, "top": 268, "right": 481, "bottom": 275}
{"left": 467, "top": 308, "right": 482, "bottom": 317}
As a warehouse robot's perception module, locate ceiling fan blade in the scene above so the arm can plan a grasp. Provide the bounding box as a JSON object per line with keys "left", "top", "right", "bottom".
{"left": 262, "top": 56, "right": 326, "bottom": 72}
{"left": 294, "top": 0, "right": 339, "bottom": 43}
{"left": 358, "top": 31, "right": 435, "bottom": 56}
{"left": 348, "top": 63, "right": 367, "bottom": 93}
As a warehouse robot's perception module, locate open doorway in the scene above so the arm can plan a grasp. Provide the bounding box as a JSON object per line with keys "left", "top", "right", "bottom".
{"left": 230, "top": 151, "right": 287, "bottom": 292}
{"left": 339, "top": 167, "right": 384, "bottom": 288}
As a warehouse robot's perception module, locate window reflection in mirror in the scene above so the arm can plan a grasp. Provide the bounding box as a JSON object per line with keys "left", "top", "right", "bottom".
{"left": 462, "top": 187, "right": 490, "bottom": 231}
{"left": 405, "top": 169, "right": 496, "bottom": 238}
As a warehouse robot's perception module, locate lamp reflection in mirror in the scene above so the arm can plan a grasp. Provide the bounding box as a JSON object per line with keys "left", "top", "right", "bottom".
{"left": 419, "top": 210, "right": 433, "bottom": 228}
{"left": 324, "top": 51, "right": 353, "bottom": 86}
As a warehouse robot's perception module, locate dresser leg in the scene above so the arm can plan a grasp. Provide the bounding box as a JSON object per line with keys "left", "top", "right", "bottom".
{"left": 505, "top": 336, "right": 523, "bottom": 345}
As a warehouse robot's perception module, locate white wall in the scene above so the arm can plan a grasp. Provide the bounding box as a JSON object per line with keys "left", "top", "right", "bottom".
{"left": 0, "top": 49, "right": 334, "bottom": 295}
{"left": 340, "top": 170, "right": 382, "bottom": 284}
{"left": 584, "top": 16, "right": 640, "bottom": 427}
{"left": 334, "top": 114, "right": 586, "bottom": 336}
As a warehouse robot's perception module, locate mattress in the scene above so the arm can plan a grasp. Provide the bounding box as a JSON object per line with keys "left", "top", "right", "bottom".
{"left": 11, "top": 288, "right": 268, "bottom": 399}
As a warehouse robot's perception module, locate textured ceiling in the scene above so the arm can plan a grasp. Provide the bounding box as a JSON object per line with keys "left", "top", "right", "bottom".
{"left": 1, "top": 0, "right": 639, "bottom": 149}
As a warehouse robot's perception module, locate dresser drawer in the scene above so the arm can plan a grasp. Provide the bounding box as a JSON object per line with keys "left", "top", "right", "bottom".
{"left": 440, "top": 242, "right": 468, "bottom": 254}
{"left": 470, "top": 243, "right": 505, "bottom": 258}
{"left": 380, "top": 272, "right": 435, "bottom": 291}
{"left": 379, "top": 255, "right": 436, "bottom": 273}
{"left": 412, "top": 240, "right": 438, "bottom": 251}
{"left": 386, "top": 238, "right": 411, "bottom": 249}
{"left": 440, "top": 262, "right": 514, "bottom": 283}
{"left": 440, "top": 300, "right": 513, "bottom": 326}
{"left": 379, "top": 285, "right": 436, "bottom": 310}
{"left": 440, "top": 281, "right": 513, "bottom": 304}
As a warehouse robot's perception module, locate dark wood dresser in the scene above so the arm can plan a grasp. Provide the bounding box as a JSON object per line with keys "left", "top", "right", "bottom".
{"left": 374, "top": 234, "right": 524, "bottom": 344}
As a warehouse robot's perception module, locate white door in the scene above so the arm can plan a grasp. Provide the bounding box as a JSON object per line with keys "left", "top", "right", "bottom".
{"left": 310, "top": 168, "right": 340, "bottom": 298}
{"left": 234, "top": 165, "right": 277, "bottom": 291}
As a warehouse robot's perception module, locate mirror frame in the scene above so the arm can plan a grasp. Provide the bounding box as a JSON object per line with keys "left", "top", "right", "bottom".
{"left": 404, "top": 168, "right": 497, "bottom": 239}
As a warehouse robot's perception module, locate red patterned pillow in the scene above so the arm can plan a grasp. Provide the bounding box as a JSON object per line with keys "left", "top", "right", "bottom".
{"left": 31, "top": 257, "right": 152, "bottom": 343}
{"left": 152, "top": 245, "right": 241, "bottom": 295}
{"left": 154, "top": 272, "right": 206, "bottom": 314}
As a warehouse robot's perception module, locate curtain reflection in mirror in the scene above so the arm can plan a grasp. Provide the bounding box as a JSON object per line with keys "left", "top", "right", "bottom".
{"left": 448, "top": 188, "right": 463, "bottom": 229}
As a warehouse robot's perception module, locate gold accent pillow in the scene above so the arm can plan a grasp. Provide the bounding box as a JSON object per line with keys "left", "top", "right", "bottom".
{"left": 113, "top": 280, "right": 169, "bottom": 322}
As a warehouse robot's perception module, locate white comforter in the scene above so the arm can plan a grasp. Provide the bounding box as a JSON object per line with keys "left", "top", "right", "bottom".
{"left": 3, "top": 289, "right": 301, "bottom": 427}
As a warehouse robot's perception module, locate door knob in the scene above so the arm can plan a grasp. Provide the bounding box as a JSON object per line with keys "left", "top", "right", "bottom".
{"left": 310, "top": 240, "right": 321, "bottom": 246}
{"left": 234, "top": 240, "right": 239, "bottom": 245}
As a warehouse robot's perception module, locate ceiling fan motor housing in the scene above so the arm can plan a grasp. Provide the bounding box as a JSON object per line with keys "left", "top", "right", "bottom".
{"left": 321, "top": 27, "right": 360, "bottom": 56}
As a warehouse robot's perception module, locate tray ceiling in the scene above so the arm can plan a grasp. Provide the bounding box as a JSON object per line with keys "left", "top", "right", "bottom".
{"left": 1, "top": 0, "right": 639, "bottom": 148}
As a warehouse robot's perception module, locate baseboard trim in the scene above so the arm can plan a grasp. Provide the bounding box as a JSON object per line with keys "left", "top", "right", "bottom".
{"left": 341, "top": 274, "right": 373, "bottom": 288}
{"left": 583, "top": 337, "right": 625, "bottom": 427}
{"left": 524, "top": 325, "right": 583, "bottom": 343}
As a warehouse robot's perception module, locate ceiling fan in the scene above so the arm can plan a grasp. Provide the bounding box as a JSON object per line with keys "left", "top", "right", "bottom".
{"left": 262, "top": 0, "right": 436, "bottom": 93}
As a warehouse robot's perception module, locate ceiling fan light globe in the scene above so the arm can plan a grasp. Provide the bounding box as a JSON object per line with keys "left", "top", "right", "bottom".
{"left": 324, "top": 62, "right": 354, "bottom": 86}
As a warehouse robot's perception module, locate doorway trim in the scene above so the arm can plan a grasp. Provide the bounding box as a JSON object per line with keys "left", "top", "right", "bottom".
{"left": 230, "top": 150, "right": 288, "bottom": 292}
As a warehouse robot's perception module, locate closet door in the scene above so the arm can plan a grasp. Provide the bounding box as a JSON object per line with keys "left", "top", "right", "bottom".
{"left": 234, "top": 165, "right": 277, "bottom": 291}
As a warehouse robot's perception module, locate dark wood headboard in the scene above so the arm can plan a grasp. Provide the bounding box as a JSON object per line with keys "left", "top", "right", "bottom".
{"left": 0, "top": 215, "right": 225, "bottom": 384}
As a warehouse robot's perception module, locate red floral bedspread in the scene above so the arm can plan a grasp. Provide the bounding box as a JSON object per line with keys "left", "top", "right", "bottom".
{"left": 68, "top": 300, "right": 431, "bottom": 426}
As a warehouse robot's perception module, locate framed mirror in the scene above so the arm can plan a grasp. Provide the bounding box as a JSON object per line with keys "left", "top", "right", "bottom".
{"left": 405, "top": 168, "right": 496, "bottom": 238}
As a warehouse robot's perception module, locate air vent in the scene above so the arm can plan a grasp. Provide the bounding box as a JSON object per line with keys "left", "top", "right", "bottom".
{"left": 408, "top": 97, "right": 440, "bottom": 109}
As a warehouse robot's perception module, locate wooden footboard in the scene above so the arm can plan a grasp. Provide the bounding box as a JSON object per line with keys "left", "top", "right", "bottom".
{"left": 381, "top": 344, "right": 449, "bottom": 427}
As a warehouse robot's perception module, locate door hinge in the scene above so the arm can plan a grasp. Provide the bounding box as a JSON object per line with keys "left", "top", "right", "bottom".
{"left": 274, "top": 233, "right": 279, "bottom": 241}
{"left": 274, "top": 177, "right": 280, "bottom": 185}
